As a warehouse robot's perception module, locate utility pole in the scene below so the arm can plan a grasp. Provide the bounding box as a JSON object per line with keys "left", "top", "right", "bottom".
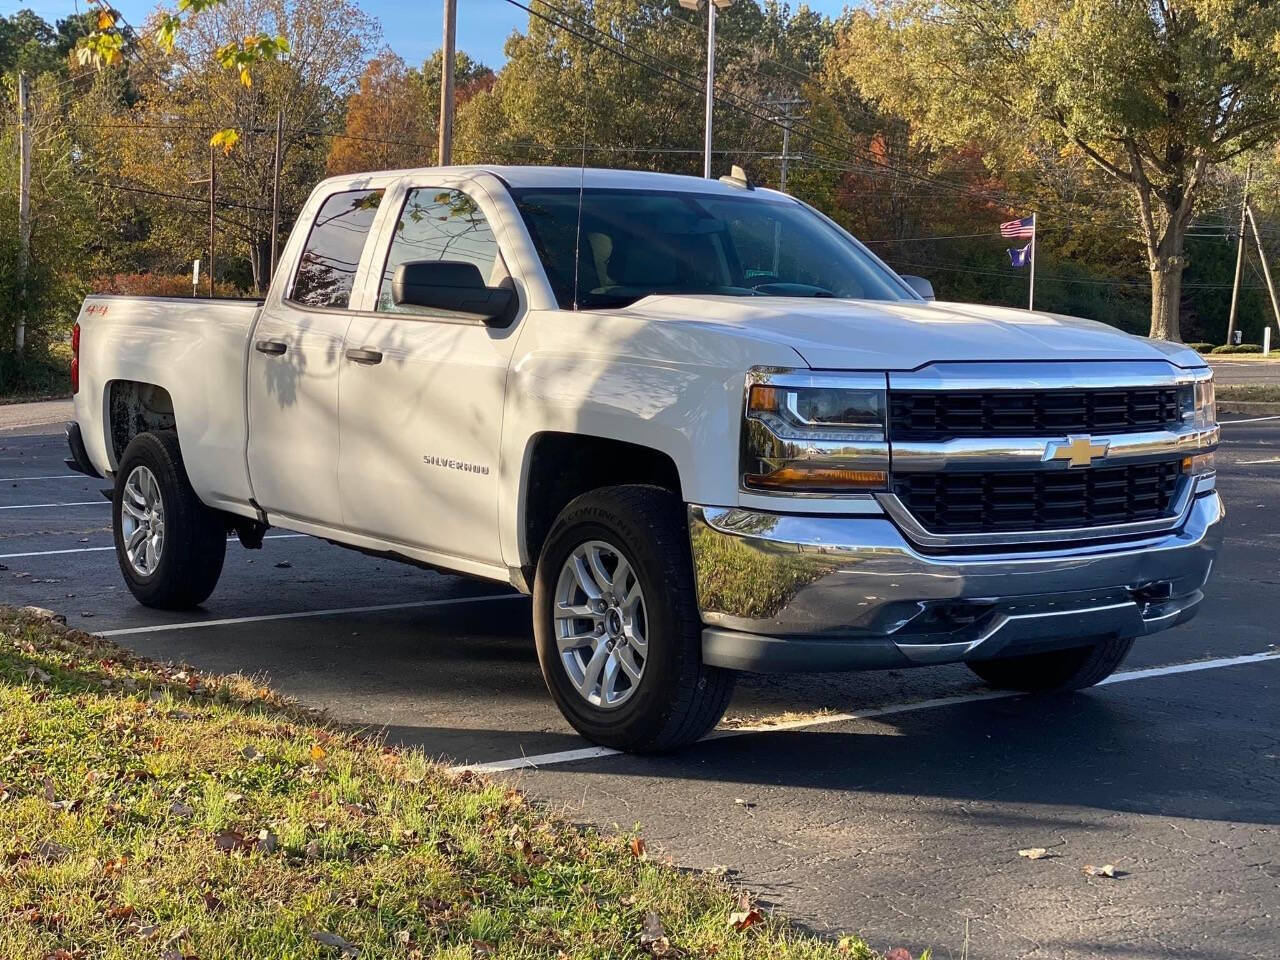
{"left": 765, "top": 97, "right": 804, "bottom": 193}
{"left": 16, "top": 72, "right": 31, "bottom": 357}
{"left": 438, "top": 0, "right": 457, "bottom": 166}
{"left": 208, "top": 147, "right": 216, "bottom": 297}
{"left": 1246, "top": 203, "right": 1280, "bottom": 336}
{"left": 269, "top": 108, "right": 283, "bottom": 280}
{"left": 1028, "top": 212, "right": 1037, "bottom": 311}
{"left": 679, "top": 0, "right": 734, "bottom": 179}
{"left": 1226, "top": 162, "right": 1252, "bottom": 347}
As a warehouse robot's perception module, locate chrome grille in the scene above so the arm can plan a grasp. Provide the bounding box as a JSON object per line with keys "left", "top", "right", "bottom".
{"left": 889, "top": 386, "right": 1188, "bottom": 442}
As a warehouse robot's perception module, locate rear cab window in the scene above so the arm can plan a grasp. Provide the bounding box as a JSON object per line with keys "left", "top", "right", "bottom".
{"left": 290, "top": 188, "right": 385, "bottom": 309}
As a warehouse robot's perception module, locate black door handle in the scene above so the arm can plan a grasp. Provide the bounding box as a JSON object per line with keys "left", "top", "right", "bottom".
{"left": 345, "top": 347, "right": 383, "bottom": 365}
{"left": 255, "top": 339, "right": 287, "bottom": 356}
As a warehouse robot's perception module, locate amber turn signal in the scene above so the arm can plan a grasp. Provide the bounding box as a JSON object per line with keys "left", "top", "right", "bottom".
{"left": 745, "top": 466, "right": 889, "bottom": 492}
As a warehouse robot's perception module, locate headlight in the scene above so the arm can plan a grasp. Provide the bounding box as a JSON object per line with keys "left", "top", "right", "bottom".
{"left": 1181, "top": 375, "right": 1216, "bottom": 431}
{"left": 741, "top": 370, "right": 890, "bottom": 493}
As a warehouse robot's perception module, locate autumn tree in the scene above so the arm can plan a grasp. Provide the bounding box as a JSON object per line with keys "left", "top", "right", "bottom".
{"left": 327, "top": 53, "right": 431, "bottom": 175}
{"left": 831, "top": 1, "right": 1280, "bottom": 341}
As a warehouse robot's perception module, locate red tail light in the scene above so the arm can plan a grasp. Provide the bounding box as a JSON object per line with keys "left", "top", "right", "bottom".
{"left": 71, "top": 321, "right": 80, "bottom": 395}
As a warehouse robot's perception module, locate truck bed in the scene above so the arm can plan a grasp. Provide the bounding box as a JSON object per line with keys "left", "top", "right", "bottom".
{"left": 73, "top": 294, "right": 264, "bottom": 515}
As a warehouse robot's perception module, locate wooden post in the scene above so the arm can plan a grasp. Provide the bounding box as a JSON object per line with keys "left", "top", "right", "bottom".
{"left": 438, "top": 0, "right": 457, "bottom": 166}
{"left": 1246, "top": 204, "right": 1280, "bottom": 337}
{"left": 1226, "top": 163, "right": 1251, "bottom": 346}
{"left": 16, "top": 72, "right": 31, "bottom": 357}
{"left": 270, "top": 109, "right": 283, "bottom": 280}
{"left": 208, "top": 147, "right": 216, "bottom": 298}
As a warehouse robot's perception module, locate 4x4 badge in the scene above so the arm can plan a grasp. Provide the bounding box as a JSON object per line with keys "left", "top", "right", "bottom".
{"left": 1043, "top": 435, "right": 1110, "bottom": 468}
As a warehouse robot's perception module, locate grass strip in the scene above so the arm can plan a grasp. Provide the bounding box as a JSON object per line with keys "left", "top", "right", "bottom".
{"left": 0, "top": 606, "right": 892, "bottom": 960}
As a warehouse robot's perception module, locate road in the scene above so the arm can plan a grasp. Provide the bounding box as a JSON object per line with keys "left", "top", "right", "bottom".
{"left": 1209, "top": 358, "right": 1280, "bottom": 386}
{"left": 1, "top": 412, "right": 1277, "bottom": 959}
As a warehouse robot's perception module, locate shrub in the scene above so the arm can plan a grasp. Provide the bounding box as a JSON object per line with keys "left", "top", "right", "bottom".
{"left": 91, "top": 272, "right": 244, "bottom": 299}
{"left": 1185, "top": 342, "right": 1216, "bottom": 353}
{"left": 1210, "top": 343, "right": 1264, "bottom": 354}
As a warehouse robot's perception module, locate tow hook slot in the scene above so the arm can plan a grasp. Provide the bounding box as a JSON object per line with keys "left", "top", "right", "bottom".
{"left": 1131, "top": 581, "right": 1173, "bottom": 603}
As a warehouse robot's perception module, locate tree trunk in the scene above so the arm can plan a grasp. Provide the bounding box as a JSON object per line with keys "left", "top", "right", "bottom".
{"left": 1145, "top": 210, "right": 1188, "bottom": 341}
{"left": 1149, "top": 255, "right": 1184, "bottom": 341}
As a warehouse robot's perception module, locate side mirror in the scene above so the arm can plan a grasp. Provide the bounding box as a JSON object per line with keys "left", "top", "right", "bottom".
{"left": 392, "top": 260, "right": 516, "bottom": 325}
{"left": 900, "top": 274, "right": 935, "bottom": 301}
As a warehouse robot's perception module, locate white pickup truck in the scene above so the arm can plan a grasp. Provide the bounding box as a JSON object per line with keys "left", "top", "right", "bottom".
{"left": 67, "top": 165, "right": 1223, "bottom": 751}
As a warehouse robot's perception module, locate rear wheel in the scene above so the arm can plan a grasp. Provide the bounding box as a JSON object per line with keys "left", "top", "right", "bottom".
{"left": 966, "top": 637, "right": 1134, "bottom": 692}
{"left": 113, "top": 430, "right": 226, "bottom": 609}
{"left": 533, "top": 485, "right": 735, "bottom": 752}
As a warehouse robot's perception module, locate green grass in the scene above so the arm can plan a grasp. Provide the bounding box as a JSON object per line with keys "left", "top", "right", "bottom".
{"left": 0, "top": 607, "right": 889, "bottom": 960}
{"left": 1217, "top": 384, "right": 1280, "bottom": 403}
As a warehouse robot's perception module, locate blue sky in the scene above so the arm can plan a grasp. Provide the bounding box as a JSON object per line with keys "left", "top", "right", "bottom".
{"left": 15, "top": 0, "right": 853, "bottom": 70}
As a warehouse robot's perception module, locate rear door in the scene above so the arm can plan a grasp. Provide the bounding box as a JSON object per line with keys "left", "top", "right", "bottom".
{"left": 336, "top": 178, "right": 521, "bottom": 568}
{"left": 246, "top": 187, "right": 385, "bottom": 527}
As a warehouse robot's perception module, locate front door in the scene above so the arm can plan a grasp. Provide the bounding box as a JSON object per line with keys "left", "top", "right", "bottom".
{"left": 337, "top": 183, "right": 519, "bottom": 569}
{"left": 246, "top": 187, "right": 385, "bottom": 527}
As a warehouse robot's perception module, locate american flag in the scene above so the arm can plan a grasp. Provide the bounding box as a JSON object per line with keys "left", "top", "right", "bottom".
{"left": 1000, "top": 215, "right": 1035, "bottom": 238}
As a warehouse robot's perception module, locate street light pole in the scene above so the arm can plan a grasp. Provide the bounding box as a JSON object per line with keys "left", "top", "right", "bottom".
{"left": 680, "top": 0, "right": 733, "bottom": 179}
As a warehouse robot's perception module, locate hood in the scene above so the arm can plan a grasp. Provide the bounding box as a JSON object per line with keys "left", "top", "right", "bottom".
{"left": 616, "top": 295, "right": 1204, "bottom": 371}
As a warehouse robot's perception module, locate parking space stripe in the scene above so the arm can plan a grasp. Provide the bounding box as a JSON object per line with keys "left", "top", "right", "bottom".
{"left": 452, "top": 649, "right": 1280, "bottom": 773}
{"left": 0, "top": 500, "right": 106, "bottom": 511}
{"left": 96, "top": 593, "right": 528, "bottom": 637}
{"left": 0, "top": 474, "right": 82, "bottom": 482}
{"left": 0, "top": 533, "right": 307, "bottom": 561}
{"left": 1220, "top": 415, "right": 1280, "bottom": 424}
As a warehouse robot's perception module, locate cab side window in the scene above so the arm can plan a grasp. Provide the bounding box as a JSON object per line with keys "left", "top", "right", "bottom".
{"left": 290, "top": 188, "right": 384, "bottom": 309}
{"left": 377, "top": 188, "right": 503, "bottom": 313}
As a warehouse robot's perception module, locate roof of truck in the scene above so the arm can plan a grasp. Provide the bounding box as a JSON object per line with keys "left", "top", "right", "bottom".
{"left": 319, "top": 165, "right": 785, "bottom": 198}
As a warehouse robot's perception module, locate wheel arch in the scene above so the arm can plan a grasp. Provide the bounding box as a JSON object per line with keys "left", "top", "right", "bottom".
{"left": 105, "top": 380, "right": 178, "bottom": 468}
{"left": 516, "top": 431, "right": 683, "bottom": 585}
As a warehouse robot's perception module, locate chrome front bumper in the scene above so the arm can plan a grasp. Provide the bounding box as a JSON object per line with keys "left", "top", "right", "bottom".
{"left": 688, "top": 490, "right": 1224, "bottom": 673}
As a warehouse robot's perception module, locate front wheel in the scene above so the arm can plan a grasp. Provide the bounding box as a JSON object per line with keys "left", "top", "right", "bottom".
{"left": 966, "top": 636, "right": 1135, "bottom": 692}
{"left": 532, "top": 485, "right": 735, "bottom": 752}
{"left": 113, "top": 430, "right": 226, "bottom": 609}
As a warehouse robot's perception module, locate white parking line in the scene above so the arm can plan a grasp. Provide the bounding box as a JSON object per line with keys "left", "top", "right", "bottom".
{"left": 0, "top": 533, "right": 308, "bottom": 561}
{"left": 1220, "top": 415, "right": 1280, "bottom": 425}
{"left": 451, "top": 649, "right": 1280, "bottom": 774}
{"left": 0, "top": 500, "right": 107, "bottom": 511}
{"left": 96, "top": 593, "right": 528, "bottom": 637}
{"left": 0, "top": 474, "right": 82, "bottom": 482}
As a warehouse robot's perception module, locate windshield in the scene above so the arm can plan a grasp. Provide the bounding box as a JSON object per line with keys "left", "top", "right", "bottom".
{"left": 509, "top": 186, "right": 912, "bottom": 310}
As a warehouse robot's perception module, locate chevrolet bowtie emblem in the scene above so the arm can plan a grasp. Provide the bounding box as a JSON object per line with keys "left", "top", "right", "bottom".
{"left": 1044, "top": 435, "right": 1110, "bottom": 468}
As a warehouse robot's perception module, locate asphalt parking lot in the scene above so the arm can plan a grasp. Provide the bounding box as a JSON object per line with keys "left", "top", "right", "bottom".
{"left": 1, "top": 413, "right": 1277, "bottom": 959}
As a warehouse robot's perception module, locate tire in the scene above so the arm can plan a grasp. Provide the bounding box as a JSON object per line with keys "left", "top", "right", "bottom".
{"left": 113, "top": 430, "right": 226, "bottom": 609}
{"left": 532, "top": 485, "right": 735, "bottom": 752}
{"left": 966, "top": 636, "right": 1135, "bottom": 692}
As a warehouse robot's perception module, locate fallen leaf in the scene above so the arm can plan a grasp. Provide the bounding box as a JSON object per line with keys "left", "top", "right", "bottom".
{"left": 224, "top": 792, "right": 244, "bottom": 804}
{"left": 728, "top": 907, "right": 764, "bottom": 931}
{"left": 240, "top": 745, "right": 261, "bottom": 761}
{"left": 201, "top": 891, "right": 223, "bottom": 913}
{"left": 733, "top": 797, "right": 756, "bottom": 810}
{"left": 311, "top": 931, "right": 360, "bottom": 957}
{"left": 310, "top": 744, "right": 327, "bottom": 762}
{"left": 213, "top": 830, "right": 251, "bottom": 854}
{"left": 33, "top": 840, "right": 68, "bottom": 862}
{"left": 169, "top": 801, "right": 194, "bottom": 819}
{"left": 1018, "top": 847, "right": 1049, "bottom": 860}
{"left": 257, "top": 828, "right": 277, "bottom": 854}
{"left": 102, "top": 856, "right": 128, "bottom": 875}
{"left": 630, "top": 836, "right": 647, "bottom": 859}
{"left": 1083, "top": 863, "right": 1118, "bottom": 878}
{"left": 885, "top": 950, "right": 912, "bottom": 960}
{"left": 640, "top": 910, "right": 671, "bottom": 956}
{"left": 304, "top": 839, "right": 321, "bottom": 860}
{"left": 471, "top": 943, "right": 494, "bottom": 957}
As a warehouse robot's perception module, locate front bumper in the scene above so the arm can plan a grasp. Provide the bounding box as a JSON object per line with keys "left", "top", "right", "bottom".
{"left": 688, "top": 488, "right": 1224, "bottom": 673}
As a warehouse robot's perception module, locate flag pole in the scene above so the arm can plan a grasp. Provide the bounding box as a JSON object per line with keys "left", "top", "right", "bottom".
{"left": 1028, "top": 212, "right": 1037, "bottom": 311}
